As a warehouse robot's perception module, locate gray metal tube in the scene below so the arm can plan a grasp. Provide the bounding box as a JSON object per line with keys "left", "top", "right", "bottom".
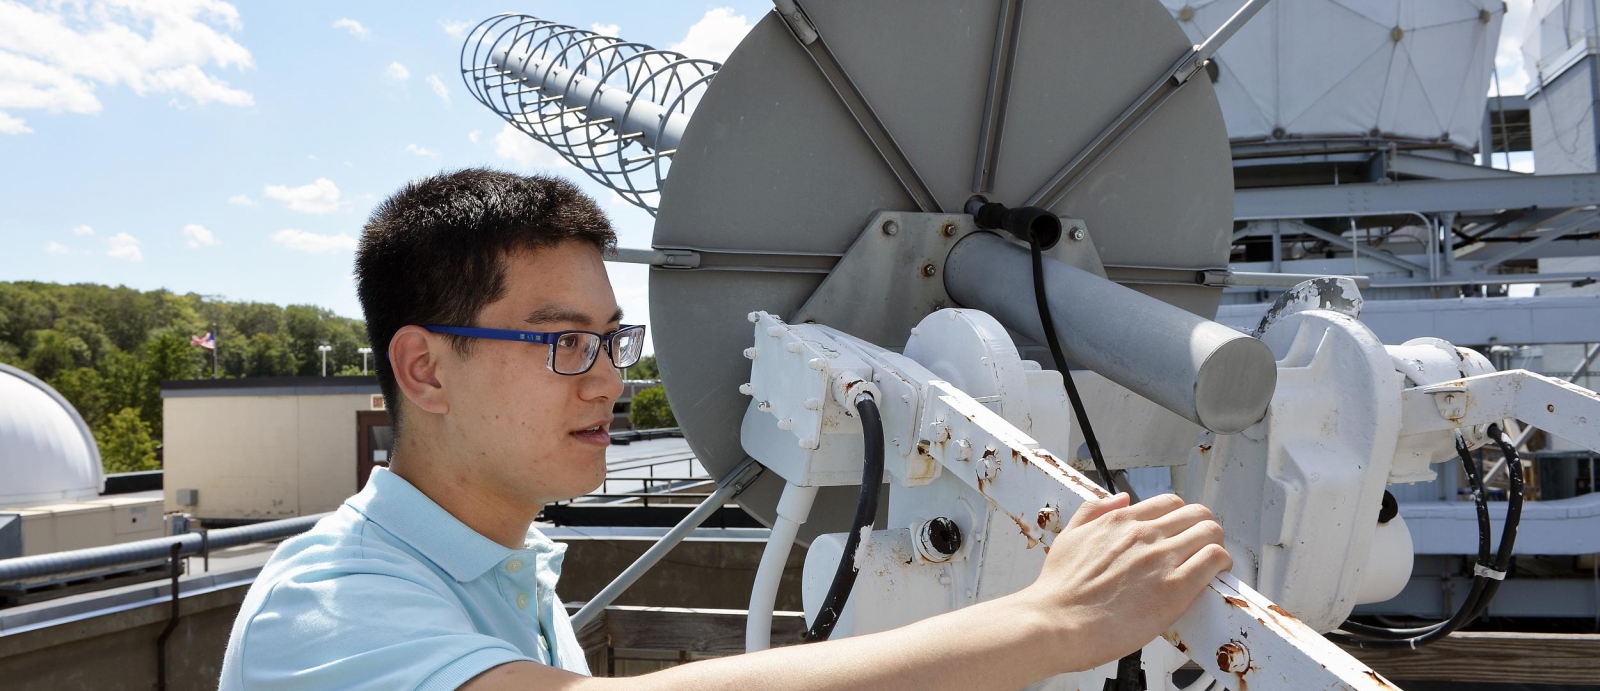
{"left": 0, "top": 513, "right": 327, "bottom": 582}
{"left": 494, "top": 49, "right": 690, "bottom": 152}
{"left": 571, "top": 459, "right": 763, "bottom": 629}
{"left": 945, "top": 232, "right": 1276, "bottom": 434}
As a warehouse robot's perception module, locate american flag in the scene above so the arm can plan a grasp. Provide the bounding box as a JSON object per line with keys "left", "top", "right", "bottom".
{"left": 190, "top": 331, "right": 216, "bottom": 351}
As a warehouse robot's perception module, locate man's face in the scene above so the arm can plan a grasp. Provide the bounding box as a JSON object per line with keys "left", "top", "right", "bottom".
{"left": 439, "top": 240, "right": 625, "bottom": 505}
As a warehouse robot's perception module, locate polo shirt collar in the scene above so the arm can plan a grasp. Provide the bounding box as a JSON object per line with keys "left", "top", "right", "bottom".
{"left": 347, "top": 467, "right": 517, "bottom": 582}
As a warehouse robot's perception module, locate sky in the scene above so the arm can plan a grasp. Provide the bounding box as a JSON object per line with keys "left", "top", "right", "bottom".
{"left": 0, "top": 0, "right": 773, "bottom": 354}
{"left": 0, "top": 0, "right": 1550, "bottom": 354}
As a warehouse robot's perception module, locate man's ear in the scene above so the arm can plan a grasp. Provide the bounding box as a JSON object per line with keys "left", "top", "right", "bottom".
{"left": 390, "top": 325, "right": 450, "bottom": 415}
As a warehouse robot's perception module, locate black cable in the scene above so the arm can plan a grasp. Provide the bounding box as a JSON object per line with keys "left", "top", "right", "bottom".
{"left": 1331, "top": 424, "right": 1524, "bottom": 648}
{"left": 805, "top": 394, "right": 885, "bottom": 642}
{"left": 1029, "top": 234, "right": 1116, "bottom": 491}
{"left": 1025, "top": 230, "right": 1139, "bottom": 690}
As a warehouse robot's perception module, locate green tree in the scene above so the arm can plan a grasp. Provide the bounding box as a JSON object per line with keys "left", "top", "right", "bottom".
{"left": 96, "top": 407, "right": 159, "bottom": 473}
{"left": 97, "top": 349, "right": 148, "bottom": 415}
{"left": 626, "top": 354, "right": 660, "bottom": 380}
{"left": 629, "top": 386, "right": 676, "bottom": 429}
{"left": 25, "top": 329, "right": 91, "bottom": 380}
{"left": 49, "top": 367, "right": 108, "bottom": 428}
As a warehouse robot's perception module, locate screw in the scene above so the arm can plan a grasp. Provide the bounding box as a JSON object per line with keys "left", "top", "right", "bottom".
{"left": 739, "top": 383, "right": 754, "bottom": 396}
{"left": 882, "top": 219, "right": 899, "bottom": 235}
{"left": 1069, "top": 227, "right": 1085, "bottom": 241}
{"left": 921, "top": 263, "right": 937, "bottom": 277}
{"left": 941, "top": 221, "right": 957, "bottom": 237}
{"left": 954, "top": 439, "right": 973, "bottom": 461}
{"left": 743, "top": 347, "right": 758, "bottom": 360}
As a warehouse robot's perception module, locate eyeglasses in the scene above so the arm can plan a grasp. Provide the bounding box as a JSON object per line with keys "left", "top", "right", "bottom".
{"left": 423, "top": 324, "right": 647, "bottom": 376}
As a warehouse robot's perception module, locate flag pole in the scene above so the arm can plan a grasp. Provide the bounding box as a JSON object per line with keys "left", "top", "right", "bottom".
{"left": 212, "top": 322, "right": 219, "bottom": 379}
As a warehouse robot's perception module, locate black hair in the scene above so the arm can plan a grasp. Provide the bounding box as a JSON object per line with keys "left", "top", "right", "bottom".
{"left": 355, "top": 168, "right": 616, "bottom": 431}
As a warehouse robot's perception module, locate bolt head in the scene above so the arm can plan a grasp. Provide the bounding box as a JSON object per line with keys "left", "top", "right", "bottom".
{"left": 739, "top": 383, "right": 754, "bottom": 396}
{"left": 743, "top": 347, "right": 758, "bottom": 360}
{"left": 882, "top": 219, "right": 899, "bottom": 235}
{"left": 941, "top": 221, "right": 957, "bottom": 237}
{"left": 1070, "top": 227, "right": 1086, "bottom": 241}
{"left": 921, "top": 263, "right": 937, "bottom": 277}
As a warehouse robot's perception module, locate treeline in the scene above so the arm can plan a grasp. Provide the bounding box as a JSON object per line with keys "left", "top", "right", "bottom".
{"left": 0, "top": 281, "right": 369, "bottom": 472}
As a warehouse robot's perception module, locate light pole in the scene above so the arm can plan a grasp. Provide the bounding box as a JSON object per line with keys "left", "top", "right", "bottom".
{"left": 358, "top": 347, "right": 372, "bottom": 375}
{"left": 317, "top": 344, "right": 333, "bottom": 376}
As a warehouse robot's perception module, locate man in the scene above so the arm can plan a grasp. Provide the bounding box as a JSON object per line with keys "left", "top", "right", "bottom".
{"left": 219, "top": 169, "right": 1233, "bottom": 691}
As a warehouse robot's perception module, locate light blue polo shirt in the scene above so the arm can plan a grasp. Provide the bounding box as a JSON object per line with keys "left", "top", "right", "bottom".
{"left": 219, "top": 467, "right": 589, "bottom": 691}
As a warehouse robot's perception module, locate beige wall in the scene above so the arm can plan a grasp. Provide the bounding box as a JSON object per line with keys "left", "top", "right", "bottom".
{"left": 163, "top": 392, "right": 371, "bottom": 519}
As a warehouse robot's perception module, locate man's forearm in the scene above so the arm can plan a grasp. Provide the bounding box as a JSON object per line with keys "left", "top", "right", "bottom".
{"left": 625, "top": 593, "right": 1074, "bottom": 691}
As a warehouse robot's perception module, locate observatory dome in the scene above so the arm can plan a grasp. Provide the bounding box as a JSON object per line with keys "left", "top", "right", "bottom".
{"left": 0, "top": 363, "right": 103, "bottom": 507}
{"left": 1163, "top": 0, "right": 1504, "bottom": 150}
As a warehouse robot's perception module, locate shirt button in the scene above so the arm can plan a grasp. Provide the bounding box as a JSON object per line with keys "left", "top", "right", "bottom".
{"left": 506, "top": 559, "right": 523, "bottom": 573}
{"left": 516, "top": 593, "right": 529, "bottom": 610}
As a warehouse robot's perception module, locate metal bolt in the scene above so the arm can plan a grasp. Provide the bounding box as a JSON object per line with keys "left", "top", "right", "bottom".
{"left": 739, "top": 383, "right": 754, "bottom": 396}
{"left": 921, "top": 263, "right": 937, "bottom": 277}
{"left": 953, "top": 439, "right": 973, "bottom": 461}
{"left": 747, "top": 312, "right": 761, "bottom": 323}
{"left": 798, "top": 437, "right": 818, "bottom": 450}
{"left": 882, "top": 219, "right": 899, "bottom": 235}
{"left": 941, "top": 221, "right": 957, "bottom": 237}
{"left": 743, "top": 347, "right": 758, "bottom": 360}
{"left": 930, "top": 420, "right": 950, "bottom": 442}
{"left": 1069, "top": 227, "right": 1085, "bottom": 241}
{"left": 785, "top": 342, "right": 803, "bottom": 353}
{"left": 756, "top": 400, "right": 772, "bottom": 412}
{"left": 803, "top": 398, "right": 822, "bottom": 410}
{"left": 1217, "top": 641, "right": 1250, "bottom": 674}
{"left": 808, "top": 357, "right": 827, "bottom": 371}
{"left": 777, "top": 418, "right": 794, "bottom": 431}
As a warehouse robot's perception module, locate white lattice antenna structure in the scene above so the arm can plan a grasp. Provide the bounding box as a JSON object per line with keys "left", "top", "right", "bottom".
{"left": 1163, "top": 0, "right": 1505, "bottom": 150}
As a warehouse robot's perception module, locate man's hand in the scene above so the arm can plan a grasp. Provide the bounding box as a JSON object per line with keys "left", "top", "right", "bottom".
{"left": 1014, "top": 492, "right": 1232, "bottom": 674}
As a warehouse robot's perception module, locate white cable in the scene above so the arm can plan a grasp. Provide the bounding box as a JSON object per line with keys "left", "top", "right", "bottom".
{"left": 746, "top": 482, "right": 818, "bottom": 652}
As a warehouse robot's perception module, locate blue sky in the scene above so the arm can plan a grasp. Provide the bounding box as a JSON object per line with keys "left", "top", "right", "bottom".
{"left": 0, "top": 1, "right": 773, "bottom": 354}
{"left": 0, "top": 0, "right": 1540, "bottom": 355}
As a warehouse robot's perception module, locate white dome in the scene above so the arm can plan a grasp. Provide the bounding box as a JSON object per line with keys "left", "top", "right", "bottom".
{"left": 0, "top": 363, "right": 103, "bottom": 507}
{"left": 1164, "top": 0, "right": 1504, "bottom": 149}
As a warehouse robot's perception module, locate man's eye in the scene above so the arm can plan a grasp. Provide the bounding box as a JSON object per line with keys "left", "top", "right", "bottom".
{"left": 557, "top": 334, "right": 582, "bottom": 349}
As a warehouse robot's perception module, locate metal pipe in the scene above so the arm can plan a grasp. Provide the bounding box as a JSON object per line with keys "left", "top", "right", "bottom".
{"left": 1222, "top": 271, "right": 1371, "bottom": 289}
{"left": 1189, "top": 0, "right": 1274, "bottom": 75}
{"left": 494, "top": 48, "right": 691, "bottom": 152}
{"left": 945, "top": 232, "right": 1277, "bottom": 434}
{"left": 0, "top": 513, "right": 327, "bottom": 582}
{"left": 572, "top": 459, "right": 763, "bottom": 629}
{"left": 747, "top": 482, "right": 818, "bottom": 652}
{"left": 1484, "top": 343, "right": 1600, "bottom": 483}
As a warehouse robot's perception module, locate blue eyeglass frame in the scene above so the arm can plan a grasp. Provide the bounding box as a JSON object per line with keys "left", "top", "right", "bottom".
{"left": 423, "top": 324, "right": 646, "bottom": 376}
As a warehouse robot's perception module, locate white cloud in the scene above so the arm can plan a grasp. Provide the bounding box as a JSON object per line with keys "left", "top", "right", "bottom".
{"left": 44, "top": 240, "right": 69, "bottom": 255}
{"left": 405, "top": 143, "right": 438, "bottom": 157}
{"left": 0, "top": 0, "right": 254, "bottom": 133}
{"left": 591, "top": 22, "right": 621, "bottom": 37}
{"left": 467, "top": 129, "right": 480, "bottom": 144}
{"left": 385, "top": 62, "right": 409, "bottom": 81}
{"left": 0, "top": 112, "right": 32, "bottom": 134}
{"left": 227, "top": 194, "right": 256, "bottom": 206}
{"left": 439, "top": 20, "right": 472, "bottom": 38}
{"left": 426, "top": 74, "right": 450, "bottom": 103}
{"left": 670, "top": 8, "right": 753, "bottom": 63}
{"left": 271, "top": 228, "right": 356, "bottom": 254}
{"left": 70, "top": 224, "right": 94, "bottom": 236}
{"left": 494, "top": 123, "right": 575, "bottom": 173}
{"left": 332, "top": 18, "right": 368, "bottom": 39}
{"left": 105, "top": 232, "right": 142, "bottom": 261}
{"left": 1490, "top": 0, "right": 1534, "bottom": 96}
{"left": 263, "top": 178, "right": 342, "bottom": 214}
{"left": 182, "top": 223, "right": 217, "bottom": 247}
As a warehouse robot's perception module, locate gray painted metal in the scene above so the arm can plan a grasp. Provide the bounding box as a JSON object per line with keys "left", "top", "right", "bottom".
{"left": 0, "top": 513, "right": 327, "bottom": 583}
{"left": 945, "top": 232, "right": 1277, "bottom": 434}
{"left": 1216, "top": 296, "right": 1600, "bottom": 346}
{"left": 571, "top": 458, "right": 763, "bottom": 629}
{"left": 649, "top": 0, "right": 1235, "bottom": 534}
{"left": 1235, "top": 172, "right": 1600, "bottom": 219}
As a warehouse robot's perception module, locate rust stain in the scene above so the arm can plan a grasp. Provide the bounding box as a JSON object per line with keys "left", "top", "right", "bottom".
{"left": 1362, "top": 670, "right": 1397, "bottom": 690}
{"left": 1223, "top": 595, "right": 1248, "bottom": 608}
{"left": 1267, "top": 604, "right": 1297, "bottom": 621}
{"left": 916, "top": 440, "right": 930, "bottom": 456}
{"left": 1175, "top": 641, "right": 1187, "bottom": 653}
{"left": 1198, "top": 443, "right": 1212, "bottom": 452}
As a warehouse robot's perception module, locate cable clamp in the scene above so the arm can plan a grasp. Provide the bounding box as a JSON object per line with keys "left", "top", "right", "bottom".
{"left": 1473, "top": 563, "right": 1507, "bottom": 581}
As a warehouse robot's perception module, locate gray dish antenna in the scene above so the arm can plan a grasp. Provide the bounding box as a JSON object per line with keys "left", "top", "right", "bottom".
{"left": 465, "top": 0, "right": 1258, "bottom": 541}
